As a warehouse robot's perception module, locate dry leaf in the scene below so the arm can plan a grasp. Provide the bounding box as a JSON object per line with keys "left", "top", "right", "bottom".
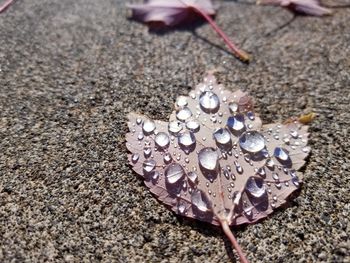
{"left": 126, "top": 73, "right": 311, "bottom": 262}
{"left": 127, "top": 0, "right": 250, "bottom": 61}
{"left": 0, "top": 0, "right": 15, "bottom": 13}
{"left": 127, "top": 0, "right": 216, "bottom": 26}
{"left": 257, "top": 0, "right": 332, "bottom": 16}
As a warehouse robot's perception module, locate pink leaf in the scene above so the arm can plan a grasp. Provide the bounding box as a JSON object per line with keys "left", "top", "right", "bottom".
{"left": 127, "top": 0, "right": 216, "bottom": 26}
{"left": 257, "top": 0, "right": 332, "bottom": 16}
{"left": 127, "top": 0, "right": 250, "bottom": 61}
{"left": 126, "top": 73, "right": 311, "bottom": 262}
{"left": 0, "top": 0, "right": 15, "bottom": 13}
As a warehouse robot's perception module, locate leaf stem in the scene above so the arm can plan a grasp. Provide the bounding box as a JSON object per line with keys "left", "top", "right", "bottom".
{"left": 191, "top": 6, "right": 250, "bottom": 62}
{"left": 0, "top": 0, "right": 14, "bottom": 13}
{"left": 220, "top": 219, "right": 249, "bottom": 263}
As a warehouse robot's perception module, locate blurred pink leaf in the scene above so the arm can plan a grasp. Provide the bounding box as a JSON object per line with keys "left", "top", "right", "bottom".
{"left": 127, "top": 0, "right": 250, "bottom": 61}
{"left": 257, "top": 0, "right": 332, "bottom": 16}
{"left": 127, "top": 0, "right": 216, "bottom": 26}
{"left": 126, "top": 73, "right": 311, "bottom": 262}
{"left": 0, "top": 0, "right": 15, "bottom": 13}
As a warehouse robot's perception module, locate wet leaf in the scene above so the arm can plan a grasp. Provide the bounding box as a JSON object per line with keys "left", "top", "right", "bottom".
{"left": 126, "top": 73, "right": 311, "bottom": 262}
{"left": 127, "top": 0, "right": 250, "bottom": 61}
{"left": 257, "top": 0, "right": 332, "bottom": 16}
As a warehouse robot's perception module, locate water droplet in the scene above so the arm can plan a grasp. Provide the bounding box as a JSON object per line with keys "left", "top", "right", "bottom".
{"left": 227, "top": 114, "right": 245, "bottom": 132}
{"left": 283, "top": 137, "right": 290, "bottom": 144}
{"left": 164, "top": 153, "right": 172, "bottom": 163}
{"left": 274, "top": 147, "right": 290, "bottom": 162}
{"left": 233, "top": 191, "right": 242, "bottom": 205}
{"left": 144, "top": 147, "right": 152, "bottom": 158}
{"left": 168, "top": 121, "right": 183, "bottom": 135}
{"left": 234, "top": 161, "right": 243, "bottom": 174}
{"left": 239, "top": 131, "right": 265, "bottom": 153}
{"left": 244, "top": 207, "right": 253, "bottom": 217}
{"left": 136, "top": 118, "right": 142, "bottom": 125}
{"left": 155, "top": 132, "right": 170, "bottom": 148}
{"left": 272, "top": 173, "right": 279, "bottom": 180}
{"left": 222, "top": 96, "right": 227, "bottom": 102}
{"left": 152, "top": 171, "right": 159, "bottom": 180}
{"left": 302, "top": 146, "right": 310, "bottom": 153}
{"left": 198, "top": 148, "right": 219, "bottom": 171}
{"left": 245, "top": 177, "right": 266, "bottom": 198}
{"left": 191, "top": 190, "right": 209, "bottom": 212}
{"left": 178, "top": 131, "right": 196, "bottom": 153}
{"left": 186, "top": 120, "right": 200, "bottom": 132}
{"left": 176, "top": 96, "right": 188, "bottom": 107}
{"left": 213, "top": 128, "right": 231, "bottom": 145}
{"left": 199, "top": 91, "right": 220, "bottom": 113}
{"left": 165, "top": 163, "right": 185, "bottom": 184}
{"left": 137, "top": 133, "right": 144, "bottom": 140}
{"left": 247, "top": 111, "right": 255, "bottom": 120}
{"left": 177, "top": 203, "right": 186, "bottom": 214}
{"left": 142, "top": 120, "right": 156, "bottom": 134}
{"left": 143, "top": 159, "right": 156, "bottom": 173}
{"left": 290, "top": 130, "right": 298, "bottom": 138}
{"left": 223, "top": 170, "right": 230, "bottom": 180}
{"left": 229, "top": 102, "right": 238, "bottom": 113}
{"left": 275, "top": 183, "right": 282, "bottom": 189}
{"left": 131, "top": 153, "right": 139, "bottom": 163}
{"left": 292, "top": 176, "right": 300, "bottom": 187}
{"left": 266, "top": 158, "right": 275, "bottom": 169}
{"left": 190, "top": 93, "right": 196, "bottom": 99}
{"left": 257, "top": 167, "right": 266, "bottom": 177}
{"left": 187, "top": 172, "right": 198, "bottom": 184}
{"left": 176, "top": 107, "right": 192, "bottom": 121}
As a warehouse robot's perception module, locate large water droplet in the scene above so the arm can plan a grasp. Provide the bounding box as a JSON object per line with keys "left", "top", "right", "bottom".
{"left": 245, "top": 177, "right": 266, "bottom": 198}
{"left": 176, "top": 96, "right": 188, "bottom": 107}
{"left": 274, "top": 147, "right": 290, "bottom": 162}
{"left": 186, "top": 120, "right": 200, "bottom": 132}
{"left": 199, "top": 91, "right": 220, "bottom": 113}
{"left": 165, "top": 163, "right": 185, "bottom": 184}
{"left": 176, "top": 107, "right": 192, "bottom": 121}
{"left": 239, "top": 131, "right": 265, "bottom": 153}
{"left": 142, "top": 120, "right": 156, "bottom": 134}
{"left": 168, "top": 121, "right": 183, "bottom": 134}
{"left": 227, "top": 114, "right": 245, "bottom": 132}
{"left": 187, "top": 171, "right": 198, "bottom": 184}
{"left": 198, "top": 148, "right": 219, "bottom": 171}
{"left": 178, "top": 131, "right": 196, "bottom": 153}
{"left": 155, "top": 132, "right": 170, "bottom": 148}
{"left": 143, "top": 159, "right": 156, "bottom": 173}
{"left": 213, "top": 128, "right": 231, "bottom": 145}
{"left": 191, "top": 190, "right": 209, "bottom": 212}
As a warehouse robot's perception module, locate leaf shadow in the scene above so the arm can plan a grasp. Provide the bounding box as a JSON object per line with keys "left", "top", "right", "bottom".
{"left": 175, "top": 215, "right": 248, "bottom": 262}
{"left": 264, "top": 14, "right": 296, "bottom": 37}
{"left": 127, "top": 16, "right": 249, "bottom": 63}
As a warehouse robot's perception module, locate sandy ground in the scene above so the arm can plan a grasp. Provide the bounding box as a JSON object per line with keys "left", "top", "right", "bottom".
{"left": 0, "top": 0, "right": 349, "bottom": 262}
